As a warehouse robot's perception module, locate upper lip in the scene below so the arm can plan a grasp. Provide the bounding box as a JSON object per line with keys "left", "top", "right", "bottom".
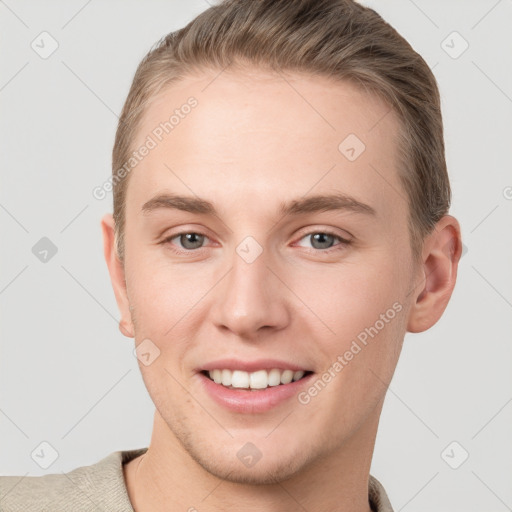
{"left": 198, "top": 358, "right": 311, "bottom": 373}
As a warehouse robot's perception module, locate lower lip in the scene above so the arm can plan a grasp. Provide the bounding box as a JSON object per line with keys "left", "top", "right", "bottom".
{"left": 198, "top": 372, "right": 314, "bottom": 413}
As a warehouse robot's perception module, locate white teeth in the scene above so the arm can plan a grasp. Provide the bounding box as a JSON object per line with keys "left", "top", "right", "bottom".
{"left": 206, "top": 368, "right": 308, "bottom": 389}
{"left": 267, "top": 368, "right": 282, "bottom": 387}
{"left": 231, "top": 370, "right": 249, "bottom": 388}
{"left": 249, "top": 370, "right": 268, "bottom": 389}
{"left": 221, "top": 369, "right": 231, "bottom": 386}
{"left": 280, "top": 369, "right": 293, "bottom": 384}
{"left": 293, "top": 370, "right": 305, "bottom": 381}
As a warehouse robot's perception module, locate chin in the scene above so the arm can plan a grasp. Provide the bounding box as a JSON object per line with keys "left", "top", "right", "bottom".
{"left": 192, "top": 448, "right": 309, "bottom": 485}
{"left": 172, "top": 424, "right": 314, "bottom": 485}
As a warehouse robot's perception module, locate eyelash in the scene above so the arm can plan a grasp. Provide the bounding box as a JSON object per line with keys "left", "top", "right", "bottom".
{"left": 160, "top": 229, "right": 351, "bottom": 256}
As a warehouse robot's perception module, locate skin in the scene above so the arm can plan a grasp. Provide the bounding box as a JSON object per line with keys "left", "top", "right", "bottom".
{"left": 101, "top": 68, "right": 461, "bottom": 512}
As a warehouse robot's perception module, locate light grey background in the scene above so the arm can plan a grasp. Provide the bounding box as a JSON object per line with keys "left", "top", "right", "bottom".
{"left": 1, "top": 1, "right": 511, "bottom": 510}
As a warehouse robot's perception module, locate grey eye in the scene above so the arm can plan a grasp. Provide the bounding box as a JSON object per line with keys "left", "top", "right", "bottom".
{"left": 178, "top": 233, "right": 205, "bottom": 250}
{"left": 306, "top": 233, "right": 337, "bottom": 250}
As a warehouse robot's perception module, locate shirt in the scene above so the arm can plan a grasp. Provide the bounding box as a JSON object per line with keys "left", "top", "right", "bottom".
{"left": 0, "top": 447, "right": 394, "bottom": 511}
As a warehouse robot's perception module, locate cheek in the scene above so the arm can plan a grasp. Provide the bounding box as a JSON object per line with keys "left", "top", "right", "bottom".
{"left": 124, "top": 255, "right": 215, "bottom": 375}
{"left": 125, "top": 251, "right": 202, "bottom": 331}
{"left": 298, "top": 255, "right": 406, "bottom": 343}
{"left": 298, "top": 262, "right": 407, "bottom": 429}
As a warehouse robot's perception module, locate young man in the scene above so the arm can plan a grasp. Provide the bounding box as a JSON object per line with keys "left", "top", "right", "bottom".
{"left": 0, "top": 0, "right": 461, "bottom": 510}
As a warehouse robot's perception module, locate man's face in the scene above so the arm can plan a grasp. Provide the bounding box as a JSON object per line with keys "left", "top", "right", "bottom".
{"left": 120, "top": 69, "right": 419, "bottom": 483}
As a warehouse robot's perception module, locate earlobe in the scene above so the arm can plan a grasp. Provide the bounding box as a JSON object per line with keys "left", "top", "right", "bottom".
{"left": 101, "top": 213, "right": 135, "bottom": 338}
{"left": 407, "top": 215, "right": 462, "bottom": 333}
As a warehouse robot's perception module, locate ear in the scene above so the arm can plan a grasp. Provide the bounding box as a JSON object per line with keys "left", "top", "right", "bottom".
{"left": 101, "top": 213, "right": 134, "bottom": 338}
{"left": 407, "top": 215, "right": 462, "bottom": 333}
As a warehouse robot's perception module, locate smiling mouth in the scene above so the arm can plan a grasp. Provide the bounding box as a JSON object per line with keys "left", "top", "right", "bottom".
{"left": 200, "top": 368, "right": 313, "bottom": 390}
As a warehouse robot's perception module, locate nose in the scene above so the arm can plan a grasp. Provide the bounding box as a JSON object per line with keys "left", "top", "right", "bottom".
{"left": 211, "top": 243, "right": 291, "bottom": 339}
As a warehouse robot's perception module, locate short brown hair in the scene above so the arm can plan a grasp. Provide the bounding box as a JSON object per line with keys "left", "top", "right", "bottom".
{"left": 112, "top": 0, "right": 450, "bottom": 261}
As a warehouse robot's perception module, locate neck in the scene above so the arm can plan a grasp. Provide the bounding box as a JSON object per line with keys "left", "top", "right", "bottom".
{"left": 124, "top": 405, "right": 383, "bottom": 512}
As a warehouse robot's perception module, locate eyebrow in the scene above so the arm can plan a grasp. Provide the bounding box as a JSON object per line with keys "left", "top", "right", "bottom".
{"left": 141, "top": 192, "right": 376, "bottom": 218}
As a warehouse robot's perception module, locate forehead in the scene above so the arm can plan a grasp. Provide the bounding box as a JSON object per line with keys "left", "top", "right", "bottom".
{"left": 127, "top": 68, "right": 405, "bottom": 224}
